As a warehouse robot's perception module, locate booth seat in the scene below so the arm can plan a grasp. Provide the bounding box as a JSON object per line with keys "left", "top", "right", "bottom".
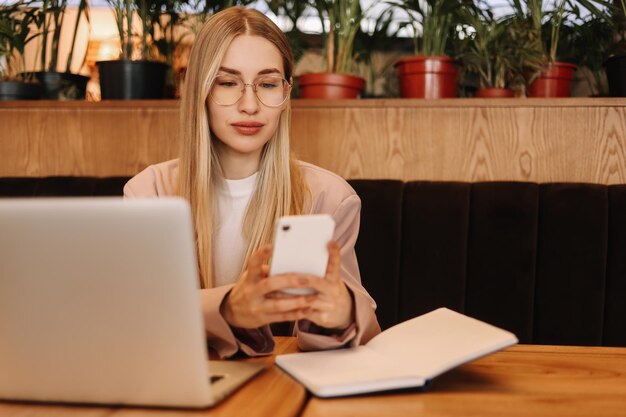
{"left": 2, "top": 176, "right": 625, "bottom": 347}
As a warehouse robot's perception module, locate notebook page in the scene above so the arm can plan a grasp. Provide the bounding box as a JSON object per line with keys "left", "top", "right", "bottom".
{"left": 365, "top": 308, "right": 518, "bottom": 378}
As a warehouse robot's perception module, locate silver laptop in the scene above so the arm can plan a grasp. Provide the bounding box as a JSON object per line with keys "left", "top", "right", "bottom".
{"left": 0, "top": 198, "right": 264, "bottom": 408}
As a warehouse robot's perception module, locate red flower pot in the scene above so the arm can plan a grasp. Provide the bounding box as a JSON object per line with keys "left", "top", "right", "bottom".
{"left": 297, "top": 73, "right": 365, "bottom": 99}
{"left": 395, "top": 56, "right": 458, "bottom": 98}
{"left": 475, "top": 87, "right": 515, "bottom": 98}
{"left": 527, "top": 62, "right": 577, "bottom": 97}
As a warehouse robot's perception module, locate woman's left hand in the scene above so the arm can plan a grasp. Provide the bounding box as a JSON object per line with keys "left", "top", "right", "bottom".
{"left": 300, "top": 241, "right": 354, "bottom": 330}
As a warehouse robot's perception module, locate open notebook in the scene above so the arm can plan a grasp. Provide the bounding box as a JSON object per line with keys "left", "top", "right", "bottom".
{"left": 276, "top": 308, "right": 518, "bottom": 397}
{"left": 0, "top": 198, "right": 264, "bottom": 408}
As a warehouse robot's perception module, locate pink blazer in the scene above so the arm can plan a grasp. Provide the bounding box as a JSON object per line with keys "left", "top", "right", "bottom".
{"left": 124, "top": 159, "right": 381, "bottom": 358}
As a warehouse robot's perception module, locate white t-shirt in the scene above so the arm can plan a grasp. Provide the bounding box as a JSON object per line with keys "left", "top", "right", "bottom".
{"left": 213, "top": 172, "right": 257, "bottom": 287}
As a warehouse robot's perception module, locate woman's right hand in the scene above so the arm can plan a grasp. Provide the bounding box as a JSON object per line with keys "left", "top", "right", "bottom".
{"left": 220, "top": 244, "right": 316, "bottom": 329}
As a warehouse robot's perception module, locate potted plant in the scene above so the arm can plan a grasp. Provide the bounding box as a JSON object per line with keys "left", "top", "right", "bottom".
{"left": 146, "top": 0, "right": 193, "bottom": 98}
{"left": 510, "top": 0, "right": 613, "bottom": 97}
{"left": 353, "top": 6, "right": 405, "bottom": 97}
{"left": 168, "top": 0, "right": 252, "bottom": 98}
{"left": 297, "top": 0, "right": 368, "bottom": 99}
{"left": 182, "top": 0, "right": 252, "bottom": 34}
{"left": 569, "top": 14, "right": 615, "bottom": 95}
{"left": 28, "top": 0, "right": 91, "bottom": 99}
{"left": 267, "top": 0, "right": 309, "bottom": 65}
{"left": 605, "top": 0, "right": 626, "bottom": 96}
{"left": 0, "top": 1, "right": 41, "bottom": 100}
{"left": 97, "top": 0, "right": 170, "bottom": 99}
{"left": 391, "top": 0, "right": 466, "bottom": 98}
{"left": 458, "top": 4, "right": 543, "bottom": 97}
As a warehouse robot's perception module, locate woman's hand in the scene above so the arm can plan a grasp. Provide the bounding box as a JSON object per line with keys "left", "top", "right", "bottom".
{"left": 220, "top": 241, "right": 355, "bottom": 331}
{"left": 300, "top": 241, "right": 354, "bottom": 330}
{"left": 221, "top": 245, "right": 316, "bottom": 329}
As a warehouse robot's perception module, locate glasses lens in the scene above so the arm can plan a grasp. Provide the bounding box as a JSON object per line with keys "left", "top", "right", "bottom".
{"left": 210, "top": 75, "right": 290, "bottom": 106}
{"left": 255, "top": 76, "right": 290, "bottom": 106}
{"left": 211, "top": 76, "right": 243, "bottom": 106}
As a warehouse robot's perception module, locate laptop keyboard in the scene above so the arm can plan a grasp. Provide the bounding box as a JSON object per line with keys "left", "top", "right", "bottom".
{"left": 209, "top": 374, "right": 225, "bottom": 384}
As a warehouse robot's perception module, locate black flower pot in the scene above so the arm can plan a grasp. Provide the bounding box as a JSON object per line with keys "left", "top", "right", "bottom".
{"left": 605, "top": 55, "right": 626, "bottom": 97}
{"left": 0, "top": 81, "right": 41, "bottom": 100}
{"left": 27, "top": 71, "right": 90, "bottom": 100}
{"left": 97, "top": 60, "right": 169, "bottom": 100}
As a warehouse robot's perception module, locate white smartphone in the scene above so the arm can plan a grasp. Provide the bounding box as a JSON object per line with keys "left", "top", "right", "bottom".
{"left": 269, "top": 214, "right": 336, "bottom": 295}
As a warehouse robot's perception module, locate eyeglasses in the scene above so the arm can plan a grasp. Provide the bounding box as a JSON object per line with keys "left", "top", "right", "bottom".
{"left": 210, "top": 74, "right": 292, "bottom": 107}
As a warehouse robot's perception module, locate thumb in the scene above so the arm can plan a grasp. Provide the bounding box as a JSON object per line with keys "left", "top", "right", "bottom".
{"left": 245, "top": 244, "right": 272, "bottom": 283}
{"left": 325, "top": 241, "right": 341, "bottom": 283}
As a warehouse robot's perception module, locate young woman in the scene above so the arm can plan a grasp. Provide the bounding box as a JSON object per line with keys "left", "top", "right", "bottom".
{"left": 124, "top": 6, "right": 380, "bottom": 358}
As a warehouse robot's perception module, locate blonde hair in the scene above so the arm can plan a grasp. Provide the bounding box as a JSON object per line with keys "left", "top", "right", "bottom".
{"left": 178, "top": 7, "right": 308, "bottom": 288}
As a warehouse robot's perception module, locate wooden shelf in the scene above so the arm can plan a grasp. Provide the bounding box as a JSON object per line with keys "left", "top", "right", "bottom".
{"left": 1, "top": 98, "right": 625, "bottom": 183}
{"left": 1, "top": 97, "right": 624, "bottom": 108}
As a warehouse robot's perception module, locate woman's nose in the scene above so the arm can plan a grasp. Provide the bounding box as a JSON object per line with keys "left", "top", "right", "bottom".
{"left": 238, "top": 84, "right": 260, "bottom": 113}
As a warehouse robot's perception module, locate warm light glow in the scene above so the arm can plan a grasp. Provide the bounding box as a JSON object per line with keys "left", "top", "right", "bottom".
{"left": 86, "top": 39, "right": 120, "bottom": 67}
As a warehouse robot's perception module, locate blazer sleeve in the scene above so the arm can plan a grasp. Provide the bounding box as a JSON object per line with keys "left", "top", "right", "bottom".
{"left": 295, "top": 194, "right": 382, "bottom": 350}
{"left": 200, "top": 286, "right": 275, "bottom": 358}
{"left": 123, "top": 167, "right": 274, "bottom": 358}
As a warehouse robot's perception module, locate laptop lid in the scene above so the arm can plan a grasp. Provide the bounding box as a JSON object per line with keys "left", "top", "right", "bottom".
{"left": 0, "top": 198, "right": 263, "bottom": 408}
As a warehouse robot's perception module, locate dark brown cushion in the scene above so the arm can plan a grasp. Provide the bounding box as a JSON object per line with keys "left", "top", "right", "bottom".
{"left": 0, "top": 177, "right": 129, "bottom": 197}
{"left": 349, "top": 180, "right": 404, "bottom": 330}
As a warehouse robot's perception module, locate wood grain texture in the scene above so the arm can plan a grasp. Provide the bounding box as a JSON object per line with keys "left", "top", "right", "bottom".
{"left": 0, "top": 337, "right": 304, "bottom": 417}
{"left": 290, "top": 100, "right": 626, "bottom": 184}
{"left": 1, "top": 99, "right": 625, "bottom": 183}
{"left": 301, "top": 344, "right": 626, "bottom": 417}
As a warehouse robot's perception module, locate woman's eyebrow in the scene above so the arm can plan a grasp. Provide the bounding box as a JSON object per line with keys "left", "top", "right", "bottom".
{"left": 257, "top": 68, "right": 282, "bottom": 75}
{"left": 218, "top": 67, "right": 282, "bottom": 76}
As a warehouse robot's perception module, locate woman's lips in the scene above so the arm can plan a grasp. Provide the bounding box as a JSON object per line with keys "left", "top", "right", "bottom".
{"left": 231, "top": 122, "right": 263, "bottom": 135}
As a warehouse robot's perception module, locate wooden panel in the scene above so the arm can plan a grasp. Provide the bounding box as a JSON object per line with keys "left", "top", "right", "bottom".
{"left": 1, "top": 99, "right": 625, "bottom": 183}
{"left": 0, "top": 102, "right": 179, "bottom": 177}
{"left": 289, "top": 99, "right": 626, "bottom": 184}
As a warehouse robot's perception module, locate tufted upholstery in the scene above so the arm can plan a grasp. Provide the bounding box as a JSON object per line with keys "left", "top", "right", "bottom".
{"left": 351, "top": 181, "right": 626, "bottom": 347}
{"left": 0, "top": 177, "right": 130, "bottom": 197}
{"left": 2, "top": 177, "right": 625, "bottom": 346}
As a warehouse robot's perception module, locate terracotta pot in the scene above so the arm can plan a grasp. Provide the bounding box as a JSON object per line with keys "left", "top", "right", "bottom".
{"left": 395, "top": 56, "right": 458, "bottom": 98}
{"left": 527, "top": 62, "right": 577, "bottom": 97}
{"left": 475, "top": 88, "right": 515, "bottom": 98}
{"left": 297, "top": 73, "right": 365, "bottom": 99}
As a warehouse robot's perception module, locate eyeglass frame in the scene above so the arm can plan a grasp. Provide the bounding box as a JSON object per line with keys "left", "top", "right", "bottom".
{"left": 209, "top": 74, "right": 293, "bottom": 108}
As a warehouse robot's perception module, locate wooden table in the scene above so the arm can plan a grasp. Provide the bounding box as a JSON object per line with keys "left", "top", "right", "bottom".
{"left": 0, "top": 337, "right": 304, "bottom": 417}
{"left": 4, "top": 340, "right": 626, "bottom": 417}
{"left": 301, "top": 344, "right": 626, "bottom": 417}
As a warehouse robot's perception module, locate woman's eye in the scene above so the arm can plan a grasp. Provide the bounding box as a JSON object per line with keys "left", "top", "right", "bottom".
{"left": 217, "top": 79, "right": 239, "bottom": 88}
{"left": 259, "top": 81, "right": 279, "bottom": 89}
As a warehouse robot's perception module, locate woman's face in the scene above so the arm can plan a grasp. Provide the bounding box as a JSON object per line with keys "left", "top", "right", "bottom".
{"left": 207, "top": 34, "right": 288, "bottom": 168}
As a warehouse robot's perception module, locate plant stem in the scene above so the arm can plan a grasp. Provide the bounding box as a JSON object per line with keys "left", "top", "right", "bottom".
{"left": 41, "top": 0, "right": 49, "bottom": 71}
{"left": 140, "top": 0, "right": 147, "bottom": 59}
{"left": 124, "top": 0, "right": 132, "bottom": 59}
{"left": 49, "top": 0, "right": 66, "bottom": 71}
{"left": 550, "top": 0, "right": 567, "bottom": 63}
{"left": 65, "top": 0, "right": 88, "bottom": 72}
